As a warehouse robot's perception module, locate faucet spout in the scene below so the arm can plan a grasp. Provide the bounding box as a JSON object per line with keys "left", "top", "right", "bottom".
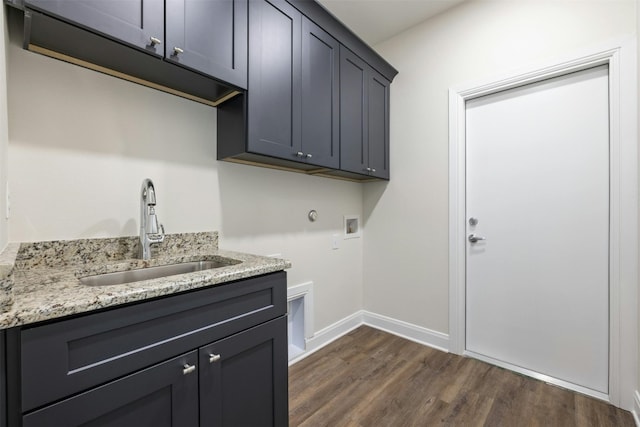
{"left": 140, "top": 178, "right": 165, "bottom": 260}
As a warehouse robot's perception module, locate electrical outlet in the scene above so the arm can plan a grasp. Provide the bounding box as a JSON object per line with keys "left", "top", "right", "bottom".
{"left": 332, "top": 234, "right": 340, "bottom": 250}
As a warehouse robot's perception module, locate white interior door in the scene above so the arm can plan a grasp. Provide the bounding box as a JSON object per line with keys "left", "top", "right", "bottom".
{"left": 465, "top": 65, "right": 610, "bottom": 394}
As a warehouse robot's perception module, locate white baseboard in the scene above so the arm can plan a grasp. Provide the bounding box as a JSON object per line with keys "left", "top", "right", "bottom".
{"left": 362, "top": 311, "right": 450, "bottom": 353}
{"left": 633, "top": 390, "right": 640, "bottom": 426}
{"left": 288, "top": 311, "right": 363, "bottom": 365}
{"left": 288, "top": 310, "right": 450, "bottom": 365}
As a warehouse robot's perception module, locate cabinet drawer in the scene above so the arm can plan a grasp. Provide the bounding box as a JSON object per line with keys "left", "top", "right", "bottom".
{"left": 19, "top": 271, "right": 286, "bottom": 411}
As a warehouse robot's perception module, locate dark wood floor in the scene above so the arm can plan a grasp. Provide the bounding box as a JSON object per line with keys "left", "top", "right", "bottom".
{"left": 289, "top": 326, "right": 635, "bottom": 427}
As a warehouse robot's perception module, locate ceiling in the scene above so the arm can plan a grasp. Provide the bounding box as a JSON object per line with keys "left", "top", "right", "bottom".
{"left": 317, "top": 0, "right": 465, "bottom": 46}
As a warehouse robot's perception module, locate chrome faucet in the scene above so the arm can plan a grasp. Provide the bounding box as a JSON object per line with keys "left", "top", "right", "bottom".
{"left": 139, "top": 178, "right": 165, "bottom": 259}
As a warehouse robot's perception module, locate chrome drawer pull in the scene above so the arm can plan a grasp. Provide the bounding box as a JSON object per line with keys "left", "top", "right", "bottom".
{"left": 209, "top": 354, "right": 221, "bottom": 363}
{"left": 183, "top": 363, "right": 196, "bottom": 375}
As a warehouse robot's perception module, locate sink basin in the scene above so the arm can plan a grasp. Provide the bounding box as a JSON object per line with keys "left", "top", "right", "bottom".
{"left": 80, "top": 260, "right": 235, "bottom": 287}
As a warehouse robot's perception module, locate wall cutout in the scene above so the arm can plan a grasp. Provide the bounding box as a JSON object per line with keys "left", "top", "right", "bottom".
{"left": 344, "top": 215, "right": 361, "bottom": 239}
{"left": 287, "top": 281, "right": 314, "bottom": 362}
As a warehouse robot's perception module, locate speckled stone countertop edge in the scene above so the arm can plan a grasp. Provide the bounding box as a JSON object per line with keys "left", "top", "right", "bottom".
{"left": 0, "top": 233, "right": 291, "bottom": 329}
{"left": 0, "top": 243, "right": 20, "bottom": 280}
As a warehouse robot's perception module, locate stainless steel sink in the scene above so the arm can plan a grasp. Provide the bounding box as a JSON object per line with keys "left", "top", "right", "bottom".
{"left": 80, "top": 260, "right": 235, "bottom": 287}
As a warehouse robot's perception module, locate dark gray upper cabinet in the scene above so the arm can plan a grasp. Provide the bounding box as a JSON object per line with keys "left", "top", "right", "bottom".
{"left": 219, "top": 0, "right": 340, "bottom": 170}
{"left": 166, "top": 0, "right": 248, "bottom": 89}
{"left": 339, "top": 47, "right": 368, "bottom": 177}
{"left": 22, "top": 0, "right": 247, "bottom": 87}
{"left": 301, "top": 18, "right": 340, "bottom": 169}
{"left": 8, "top": 0, "right": 246, "bottom": 105}
{"left": 340, "top": 46, "right": 390, "bottom": 179}
{"left": 217, "top": 0, "right": 395, "bottom": 180}
{"left": 366, "top": 68, "right": 390, "bottom": 179}
{"left": 21, "top": 0, "right": 165, "bottom": 56}
{"left": 247, "top": 0, "right": 302, "bottom": 161}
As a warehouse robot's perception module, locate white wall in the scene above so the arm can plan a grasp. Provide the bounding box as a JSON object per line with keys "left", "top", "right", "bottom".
{"left": 0, "top": 5, "right": 9, "bottom": 251}
{"left": 5, "top": 15, "right": 363, "bottom": 332}
{"left": 637, "top": 0, "right": 640, "bottom": 411}
{"left": 366, "top": 0, "right": 636, "bottom": 334}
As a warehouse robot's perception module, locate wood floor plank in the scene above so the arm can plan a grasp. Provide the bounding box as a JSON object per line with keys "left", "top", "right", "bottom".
{"left": 289, "top": 326, "right": 635, "bottom": 426}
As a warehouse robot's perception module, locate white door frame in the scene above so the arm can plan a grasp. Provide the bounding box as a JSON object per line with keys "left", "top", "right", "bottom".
{"left": 448, "top": 38, "right": 637, "bottom": 410}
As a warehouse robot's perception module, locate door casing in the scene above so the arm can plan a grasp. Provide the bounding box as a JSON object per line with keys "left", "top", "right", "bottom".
{"left": 448, "top": 38, "right": 637, "bottom": 409}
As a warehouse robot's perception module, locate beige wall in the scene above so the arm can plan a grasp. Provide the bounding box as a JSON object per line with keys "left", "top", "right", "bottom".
{"left": 5, "top": 15, "right": 363, "bottom": 332}
{"left": 366, "top": 0, "right": 636, "bottom": 333}
{"left": 0, "top": 5, "right": 9, "bottom": 251}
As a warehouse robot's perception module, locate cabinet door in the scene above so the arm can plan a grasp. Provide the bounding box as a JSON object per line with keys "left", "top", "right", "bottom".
{"left": 367, "top": 69, "right": 390, "bottom": 179}
{"left": 0, "top": 331, "right": 5, "bottom": 427}
{"left": 23, "top": 0, "right": 164, "bottom": 56}
{"left": 247, "top": 0, "right": 302, "bottom": 160}
{"left": 166, "top": 0, "right": 247, "bottom": 89}
{"left": 339, "top": 46, "right": 368, "bottom": 175}
{"left": 22, "top": 352, "right": 198, "bottom": 427}
{"left": 199, "top": 317, "right": 288, "bottom": 427}
{"left": 301, "top": 17, "right": 339, "bottom": 169}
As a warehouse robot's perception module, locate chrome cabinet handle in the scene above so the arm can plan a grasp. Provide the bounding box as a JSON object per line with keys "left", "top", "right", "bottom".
{"left": 306, "top": 153, "right": 312, "bottom": 159}
{"left": 371, "top": 168, "right": 376, "bottom": 173}
{"left": 365, "top": 167, "right": 371, "bottom": 172}
{"left": 149, "top": 36, "right": 162, "bottom": 46}
{"left": 209, "top": 354, "right": 221, "bottom": 363}
{"left": 173, "top": 47, "right": 184, "bottom": 55}
{"left": 296, "top": 152, "right": 304, "bottom": 157}
{"left": 183, "top": 363, "right": 196, "bottom": 375}
{"left": 468, "top": 234, "right": 486, "bottom": 243}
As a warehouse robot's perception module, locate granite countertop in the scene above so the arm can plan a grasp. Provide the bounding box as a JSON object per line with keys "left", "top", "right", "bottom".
{"left": 0, "top": 232, "right": 291, "bottom": 328}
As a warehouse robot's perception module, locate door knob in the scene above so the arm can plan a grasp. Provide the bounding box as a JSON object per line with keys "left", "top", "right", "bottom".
{"left": 468, "top": 234, "right": 486, "bottom": 243}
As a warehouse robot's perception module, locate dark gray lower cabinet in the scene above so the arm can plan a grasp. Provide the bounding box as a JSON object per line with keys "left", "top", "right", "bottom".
{"left": 0, "top": 330, "right": 5, "bottom": 427}
{"left": 23, "top": 352, "right": 199, "bottom": 427}
{"left": 8, "top": 272, "right": 288, "bottom": 427}
{"left": 200, "top": 317, "right": 288, "bottom": 426}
